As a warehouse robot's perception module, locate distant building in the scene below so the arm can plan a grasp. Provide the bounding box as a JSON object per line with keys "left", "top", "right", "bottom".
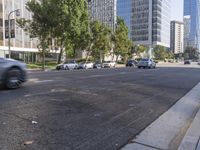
{"left": 88, "top": 0, "right": 117, "bottom": 31}
{"left": 170, "top": 21, "right": 184, "bottom": 54}
{"left": 117, "top": 0, "right": 132, "bottom": 37}
{"left": 0, "top": 0, "right": 39, "bottom": 60}
{"left": 183, "top": 16, "right": 191, "bottom": 49}
{"left": 0, "top": 0, "right": 58, "bottom": 62}
{"left": 184, "top": 0, "right": 200, "bottom": 51}
{"left": 117, "top": 0, "right": 171, "bottom": 49}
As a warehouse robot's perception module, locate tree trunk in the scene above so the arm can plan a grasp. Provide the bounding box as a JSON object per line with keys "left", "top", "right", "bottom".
{"left": 42, "top": 48, "right": 45, "bottom": 71}
{"left": 57, "top": 41, "right": 63, "bottom": 64}
{"left": 115, "top": 55, "right": 119, "bottom": 62}
{"left": 73, "top": 49, "right": 76, "bottom": 60}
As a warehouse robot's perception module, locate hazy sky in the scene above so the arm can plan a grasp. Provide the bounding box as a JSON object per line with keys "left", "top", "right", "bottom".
{"left": 171, "top": 0, "right": 183, "bottom": 21}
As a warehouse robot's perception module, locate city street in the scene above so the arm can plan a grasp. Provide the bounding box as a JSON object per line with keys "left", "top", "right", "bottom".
{"left": 1, "top": 66, "right": 200, "bottom": 150}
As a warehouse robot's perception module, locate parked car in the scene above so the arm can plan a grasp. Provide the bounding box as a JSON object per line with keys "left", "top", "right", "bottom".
{"left": 56, "top": 60, "right": 78, "bottom": 70}
{"left": 93, "top": 61, "right": 102, "bottom": 69}
{"left": 0, "top": 57, "right": 27, "bottom": 89}
{"left": 184, "top": 60, "right": 191, "bottom": 65}
{"left": 137, "top": 58, "right": 156, "bottom": 69}
{"left": 102, "top": 61, "right": 116, "bottom": 68}
{"left": 78, "top": 62, "right": 94, "bottom": 69}
{"left": 126, "top": 60, "right": 137, "bottom": 67}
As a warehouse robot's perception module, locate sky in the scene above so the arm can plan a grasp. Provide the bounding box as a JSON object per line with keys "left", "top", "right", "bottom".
{"left": 171, "top": 0, "right": 183, "bottom": 21}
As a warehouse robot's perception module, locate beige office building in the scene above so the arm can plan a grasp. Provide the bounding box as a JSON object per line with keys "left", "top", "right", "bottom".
{"left": 170, "top": 21, "right": 184, "bottom": 54}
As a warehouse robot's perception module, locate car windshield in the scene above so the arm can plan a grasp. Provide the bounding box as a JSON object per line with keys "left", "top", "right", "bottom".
{"left": 64, "top": 60, "right": 75, "bottom": 64}
{"left": 141, "top": 59, "right": 149, "bottom": 61}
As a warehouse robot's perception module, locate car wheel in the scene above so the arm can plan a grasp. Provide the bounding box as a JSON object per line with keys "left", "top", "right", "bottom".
{"left": 138, "top": 66, "right": 141, "bottom": 69}
{"left": 149, "top": 65, "right": 152, "bottom": 69}
{"left": 4, "top": 67, "right": 23, "bottom": 89}
{"left": 65, "top": 66, "right": 69, "bottom": 70}
{"left": 74, "top": 66, "right": 78, "bottom": 70}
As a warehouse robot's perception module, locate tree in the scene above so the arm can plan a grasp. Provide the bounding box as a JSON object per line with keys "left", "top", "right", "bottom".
{"left": 89, "top": 21, "right": 112, "bottom": 62}
{"left": 64, "top": 0, "right": 90, "bottom": 59}
{"left": 184, "top": 46, "right": 199, "bottom": 60}
{"left": 132, "top": 45, "right": 148, "bottom": 58}
{"left": 26, "top": 0, "right": 55, "bottom": 70}
{"left": 17, "top": 0, "right": 59, "bottom": 70}
{"left": 154, "top": 45, "right": 174, "bottom": 60}
{"left": 18, "top": 0, "right": 91, "bottom": 66}
{"left": 113, "top": 17, "right": 132, "bottom": 62}
{"left": 45, "top": 0, "right": 90, "bottom": 62}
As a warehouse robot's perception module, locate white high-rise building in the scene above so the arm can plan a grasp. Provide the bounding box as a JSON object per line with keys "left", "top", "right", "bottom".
{"left": 170, "top": 21, "right": 184, "bottom": 54}
{"left": 0, "top": 0, "right": 39, "bottom": 60}
{"left": 88, "top": 0, "right": 117, "bottom": 31}
{"left": 117, "top": 0, "right": 171, "bottom": 48}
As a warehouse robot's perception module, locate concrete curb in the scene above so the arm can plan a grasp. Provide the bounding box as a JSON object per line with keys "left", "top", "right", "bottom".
{"left": 178, "top": 108, "right": 200, "bottom": 150}
{"left": 122, "top": 83, "right": 200, "bottom": 150}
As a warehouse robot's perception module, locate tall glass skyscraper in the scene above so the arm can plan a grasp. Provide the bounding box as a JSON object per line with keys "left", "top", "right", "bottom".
{"left": 117, "top": 0, "right": 132, "bottom": 37}
{"left": 184, "top": 0, "right": 200, "bottom": 50}
{"left": 117, "top": 0, "right": 171, "bottom": 48}
{"left": 88, "top": 0, "right": 117, "bottom": 31}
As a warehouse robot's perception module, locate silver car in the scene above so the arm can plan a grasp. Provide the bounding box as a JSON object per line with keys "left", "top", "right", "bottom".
{"left": 0, "top": 57, "right": 27, "bottom": 89}
{"left": 56, "top": 60, "right": 78, "bottom": 70}
{"left": 102, "top": 61, "right": 116, "bottom": 68}
{"left": 78, "top": 62, "right": 94, "bottom": 69}
{"left": 137, "top": 58, "right": 156, "bottom": 69}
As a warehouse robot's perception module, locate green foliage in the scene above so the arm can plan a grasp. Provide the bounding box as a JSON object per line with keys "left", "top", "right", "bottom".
{"left": 154, "top": 45, "right": 174, "bottom": 60}
{"left": 90, "top": 21, "right": 112, "bottom": 60}
{"left": 18, "top": 0, "right": 90, "bottom": 65}
{"left": 184, "top": 46, "right": 199, "bottom": 60}
{"left": 113, "top": 17, "right": 132, "bottom": 61}
{"left": 131, "top": 45, "right": 148, "bottom": 58}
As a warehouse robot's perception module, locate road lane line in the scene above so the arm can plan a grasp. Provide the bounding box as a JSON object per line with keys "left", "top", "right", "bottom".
{"left": 24, "top": 88, "right": 98, "bottom": 98}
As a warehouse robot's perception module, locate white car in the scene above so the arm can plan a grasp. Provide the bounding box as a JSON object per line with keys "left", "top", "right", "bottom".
{"left": 0, "top": 57, "right": 27, "bottom": 89}
{"left": 56, "top": 60, "right": 78, "bottom": 70}
{"left": 78, "top": 62, "right": 94, "bottom": 69}
{"left": 102, "top": 61, "right": 116, "bottom": 68}
{"left": 137, "top": 58, "right": 156, "bottom": 69}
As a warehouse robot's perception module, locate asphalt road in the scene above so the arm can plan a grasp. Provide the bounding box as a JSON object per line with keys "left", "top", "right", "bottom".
{"left": 1, "top": 67, "right": 200, "bottom": 150}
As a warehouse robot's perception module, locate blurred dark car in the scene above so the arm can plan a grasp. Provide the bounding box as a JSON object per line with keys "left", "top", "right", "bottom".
{"left": 0, "top": 57, "right": 27, "bottom": 89}
{"left": 184, "top": 60, "right": 191, "bottom": 65}
{"left": 126, "top": 60, "right": 137, "bottom": 67}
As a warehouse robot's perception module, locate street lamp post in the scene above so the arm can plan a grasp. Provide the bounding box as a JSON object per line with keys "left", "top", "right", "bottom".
{"left": 8, "top": 9, "right": 20, "bottom": 59}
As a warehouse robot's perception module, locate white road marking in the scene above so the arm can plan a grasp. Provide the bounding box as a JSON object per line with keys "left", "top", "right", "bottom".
{"left": 24, "top": 88, "right": 98, "bottom": 98}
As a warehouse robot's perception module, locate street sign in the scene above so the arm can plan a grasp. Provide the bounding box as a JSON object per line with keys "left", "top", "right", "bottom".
{"left": 5, "top": 19, "right": 15, "bottom": 39}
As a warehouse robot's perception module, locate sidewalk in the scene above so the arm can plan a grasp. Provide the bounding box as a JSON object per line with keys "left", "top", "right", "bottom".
{"left": 122, "top": 83, "right": 200, "bottom": 150}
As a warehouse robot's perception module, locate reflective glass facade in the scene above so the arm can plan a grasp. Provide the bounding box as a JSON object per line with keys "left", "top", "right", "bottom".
{"left": 184, "top": 0, "right": 191, "bottom": 16}
{"left": 88, "top": 0, "right": 117, "bottom": 31}
{"left": 184, "top": 0, "right": 200, "bottom": 50}
{"left": 117, "top": 0, "right": 132, "bottom": 37}
{"left": 117, "top": 0, "right": 170, "bottom": 47}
